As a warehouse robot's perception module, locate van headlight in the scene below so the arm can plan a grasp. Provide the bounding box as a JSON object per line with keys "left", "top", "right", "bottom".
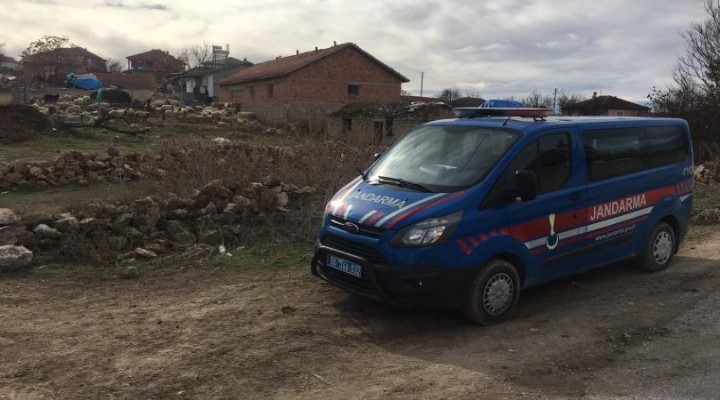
{"left": 391, "top": 211, "right": 463, "bottom": 247}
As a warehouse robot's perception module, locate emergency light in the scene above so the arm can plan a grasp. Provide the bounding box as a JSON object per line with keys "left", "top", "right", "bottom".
{"left": 452, "top": 107, "right": 553, "bottom": 119}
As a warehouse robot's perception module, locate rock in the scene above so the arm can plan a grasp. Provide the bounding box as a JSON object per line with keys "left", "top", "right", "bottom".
{"left": 223, "top": 203, "right": 238, "bottom": 214}
{"left": 144, "top": 241, "right": 169, "bottom": 254}
{"left": 199, "top": 202, "right": 218, "bottom": 216}
{"left": 112, "top": 213, "right": 133, "bottom": 233}
{"left": 198, "top": 180, "right": 233, "bottom": 200}
{"left": 29, "top": 166, "right": 43, "bottom": 177}
{"left": 164, "top": 221, "right": 195, "bottom": 245}
{"left": 134, "top": 247, "right": 158, "bottom": 258}
{"left": 86, "top": 160, "right": 107, "bottom": 171}
{"left": 258, "top": 189, "right": 276, "bottom": 210}
{"left": 0, "top": 225, "right": 25, "bottom": 246}
{"left": 33, "top": 224, "right": 62, "bottom": 240}
{"left": 108, "top": 235, "right": 128, "bottom": 251}
{"left": 119, "top": 266, "right": 139, "bottom": 279}
{"left": 275, "top": 192, "right": 289, "bottom": 207}
{"left": 169, "top": 209, "right": 189, "bottom": 219}
{"left": 233, "top": 195, "right": 256, "bottom": 211}
{"left": 0, "top": 245, "right": 33, "bottom": 272}
{"left": 107, "top": 147, "right": 121, "bottom": 157}
{"left": 133, "top": 197, "right": 161, "bottom": 228}
{"left": 199, "top": 229, "right": 223, "bottom": 245}
{"left": 53, "top": 216, "right": 79, "bottom": 232}
{"left": 0, "top": 209, "right": 18, "bottom": 225}
{"left": 165, "top": 196, "right": 194, "bottom": 211}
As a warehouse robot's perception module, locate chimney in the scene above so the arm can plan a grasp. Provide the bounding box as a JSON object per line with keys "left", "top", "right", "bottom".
{"left": 333, "top": 41, "right": 337, "bottom": 46}
{"left": 296, "top": 50, "right": 299, "bottom": 55}
{"left": 315, "top": 46, "right": 318, "bottom": 52}
{"left": 592, "top": 92, "right": 597, "bottom": 98}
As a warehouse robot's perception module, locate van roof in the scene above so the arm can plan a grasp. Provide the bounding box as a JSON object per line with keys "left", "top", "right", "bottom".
{"left": 427, "top": 116, "right": 688, "bottom": 134}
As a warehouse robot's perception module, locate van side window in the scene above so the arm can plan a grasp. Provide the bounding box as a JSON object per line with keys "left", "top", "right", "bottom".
{"left": 643, "top": 126, "right": 687, "bottom": 169}
{"left": 483, "top": 133, "right": 571, "bottom": 207}
{"left": 583, "top": 126, "right": 686, "bottom": 182}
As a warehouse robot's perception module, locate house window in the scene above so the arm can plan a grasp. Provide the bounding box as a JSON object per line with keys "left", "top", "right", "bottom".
{"left": 616, "top": 111, "right": 624, "bottom": 116}
{"left": 267, "top": 84, "right": 274, "bottom": 98}
{"left": 348, "top": 84, "right": 360, "bottom": 96}
{"left": 373, "top": 121, "right": 383, "bottom": 144}
{"left": 385, "top": 117, "right": 394, "bottom": 137}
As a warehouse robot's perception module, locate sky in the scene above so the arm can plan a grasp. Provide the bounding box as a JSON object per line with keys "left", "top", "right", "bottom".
{"left": 2, "top": 0, "right": 709, "bottom": 102}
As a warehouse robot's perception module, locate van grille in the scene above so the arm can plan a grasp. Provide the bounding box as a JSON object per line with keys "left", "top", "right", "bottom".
{"left": 321, "top": 233, "right": 387, "bottom": 265}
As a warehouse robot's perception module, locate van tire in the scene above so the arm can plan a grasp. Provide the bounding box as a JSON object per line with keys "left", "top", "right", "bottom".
{"left": 462, "top": 259, "right": 520, "bottom": 325}
{"left": 637, "top": 222, "right": 676, "bottom": 272}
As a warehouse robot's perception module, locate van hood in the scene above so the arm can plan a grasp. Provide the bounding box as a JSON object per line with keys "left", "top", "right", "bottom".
{"left": 326, "top": 177, "right": 466, "bottom": 229}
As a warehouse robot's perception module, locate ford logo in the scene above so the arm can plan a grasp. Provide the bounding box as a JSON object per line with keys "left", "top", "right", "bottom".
{"left": 343, "top": 222, "right": 360, "bottom": 233}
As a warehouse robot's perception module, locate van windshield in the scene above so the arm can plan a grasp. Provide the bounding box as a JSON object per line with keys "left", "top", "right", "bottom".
{"left": 367, "top": 125, "right": 521, "bottom": 192}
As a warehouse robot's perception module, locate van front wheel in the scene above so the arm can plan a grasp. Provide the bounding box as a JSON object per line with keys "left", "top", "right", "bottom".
{"left": 462, "top": 259, "right": 520, "bottom": 325}
{"left": 638, "top": 222, "right": 676, "bottom": 272}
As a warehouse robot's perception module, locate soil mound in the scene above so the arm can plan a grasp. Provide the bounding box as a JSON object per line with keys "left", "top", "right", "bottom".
{"left": 0, "top": 105, "right": 51, "bottom": 144}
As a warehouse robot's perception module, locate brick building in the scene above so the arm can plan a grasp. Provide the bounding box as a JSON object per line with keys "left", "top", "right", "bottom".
{"left": 22, "top": 47, "right": 106, "bottom": 83}
{"left": 126, "top": 49, "right": 185, "bottom": 83}
{"left": 218, "top": 42, "right": 409, "bottom": 125}
{"left": 563, "top": 94, "right": 650, "bottom": 117}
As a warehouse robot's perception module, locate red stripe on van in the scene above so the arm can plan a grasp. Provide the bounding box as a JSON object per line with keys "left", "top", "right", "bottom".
{"left": 365, "top": 212, "right": 384, "bottom": 226}
{"left": 385, "top": 191, "right": 466, "bottom": 229}
{"left": 457, "top": 239, "right": 472, "bottom": 255}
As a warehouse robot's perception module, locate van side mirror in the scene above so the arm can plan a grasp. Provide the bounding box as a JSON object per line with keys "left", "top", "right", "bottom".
{"left": 510, "top": 170, "right": 538, "bottom": 201}
{"left": 373, "top": 152, "right": 382, "bottom": 160}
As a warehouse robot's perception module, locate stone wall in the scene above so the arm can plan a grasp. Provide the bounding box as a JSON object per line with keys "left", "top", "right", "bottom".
{"left": 0, "top": 147, "right": 149, "bottom": 190}
{"left": 0, "top": 179, "right": 319, "bottom": 266}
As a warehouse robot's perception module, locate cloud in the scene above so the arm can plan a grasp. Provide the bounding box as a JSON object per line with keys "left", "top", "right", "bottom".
{"left": 2, "top": 0, "right": 709, "bottom": 101}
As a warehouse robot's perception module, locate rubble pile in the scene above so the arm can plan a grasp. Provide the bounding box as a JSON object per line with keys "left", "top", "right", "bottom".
{"left": 28, "top": 94, "right": 276, "bottom": 132}
{"left": 0, "top": 179, "right": 318, "bottom": 264}
{"left": 0, "top": 147, "right": 149, "bottom": 190}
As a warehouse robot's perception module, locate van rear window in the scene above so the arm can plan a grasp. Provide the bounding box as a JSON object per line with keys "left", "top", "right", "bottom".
{"left": 583, "top": 126, "right": 687, "bottom": 182}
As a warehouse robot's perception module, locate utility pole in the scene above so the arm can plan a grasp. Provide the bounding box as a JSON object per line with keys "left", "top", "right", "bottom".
{"left": 420, "top": 72, "right": 424, "bottom": 97}
{"left": 553, "top": 88, "right": 558, "bottom": 114}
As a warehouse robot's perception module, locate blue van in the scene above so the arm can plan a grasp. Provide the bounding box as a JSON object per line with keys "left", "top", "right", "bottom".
{"left": 311, "top": 109, "right": 693, "bottom": 325}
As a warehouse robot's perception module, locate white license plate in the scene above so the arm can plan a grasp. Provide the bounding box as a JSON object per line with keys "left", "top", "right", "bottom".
{"left": 326, "top": 254, "right": 362, "bottom": 278}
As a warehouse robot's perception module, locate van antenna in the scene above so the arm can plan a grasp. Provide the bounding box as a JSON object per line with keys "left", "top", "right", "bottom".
{"left": 502, "top": 116, "right": 512, "bottom": 126}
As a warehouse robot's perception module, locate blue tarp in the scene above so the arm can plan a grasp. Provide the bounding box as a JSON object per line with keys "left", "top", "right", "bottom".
{"left": 66, "top": 73, "right": 103, "bottom": 90}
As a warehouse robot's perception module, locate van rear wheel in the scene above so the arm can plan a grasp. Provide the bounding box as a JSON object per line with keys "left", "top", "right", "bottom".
{"left": 637, "top": 222, "right": 676, "bottom": 272}
{"left": 462, "top": 259, "right": 520, "bottom": 325}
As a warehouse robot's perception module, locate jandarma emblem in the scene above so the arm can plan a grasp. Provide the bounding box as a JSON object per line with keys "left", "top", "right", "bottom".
{"left": 546, "top": 213, "right": 559, "bottom": 250}
{"left": 343, "top": 222, "right": 360, "bottom": 233}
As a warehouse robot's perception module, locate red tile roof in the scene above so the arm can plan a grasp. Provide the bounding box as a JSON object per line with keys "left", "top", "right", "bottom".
{"left": 127, "top": 49, "right": 182, "bottom": 62}
{"left": 564, "top": 95, "right": 649, "bottom": 112}
{"left": 26, "top": 47, "right": 105, "bottom": 62}
{"left": 220, "top": 43, "right": 409, "bottom": 85}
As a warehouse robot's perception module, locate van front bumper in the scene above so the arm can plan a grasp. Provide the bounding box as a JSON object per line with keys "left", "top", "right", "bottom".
{"left": 311, "top": 241, "right": 474, "bottom": 309}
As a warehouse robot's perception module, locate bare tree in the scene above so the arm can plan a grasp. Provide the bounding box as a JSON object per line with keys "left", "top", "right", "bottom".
{"left": 520, "top": 91, "right": 554, "bottom": 107}
{"left": 106, "top": 58, "right": 123, "bottom": 72}
{"left": 462, "top": 87, "right": 483, "bottom": 99}
{"left": 650, "top": 0, "right": 720, "bottom": 161}
{"left": 557, "top": 90, "right": 586, "bottom": 113}
{"left": 179, "top": 42, "right": 212, "bottom": 69}
{"left": 438, "top": 87, "right": 462, "bottom": 102}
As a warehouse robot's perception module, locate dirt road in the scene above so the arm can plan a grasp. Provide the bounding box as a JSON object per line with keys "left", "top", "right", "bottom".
{"left": 1, "top": 233, "right": 719, "bottom": 399}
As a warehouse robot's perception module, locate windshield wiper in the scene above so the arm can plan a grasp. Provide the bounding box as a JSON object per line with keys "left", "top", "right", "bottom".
{"left": 372, "top": 176, "right": 435, "bottom": 193}
{"left": 356, "top": 167, "right": 369, "bottom": 181}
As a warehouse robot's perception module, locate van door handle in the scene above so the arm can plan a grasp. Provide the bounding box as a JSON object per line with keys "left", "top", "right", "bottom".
{"left": 570, "top": 191, "right": 583, "bottom": 201}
